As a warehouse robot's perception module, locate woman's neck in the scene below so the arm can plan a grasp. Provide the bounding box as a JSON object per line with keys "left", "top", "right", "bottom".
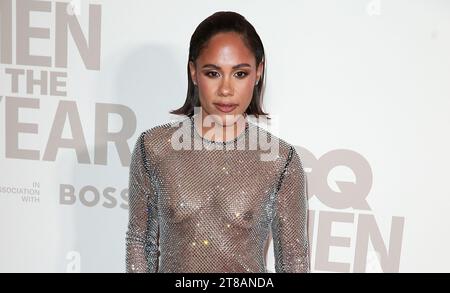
{"left": 193, "top": 111, "right": 247, "bottom": 143}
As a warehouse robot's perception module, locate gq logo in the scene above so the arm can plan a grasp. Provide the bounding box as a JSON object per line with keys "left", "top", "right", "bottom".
{"left": 296, "top": 147, "right": 373, "bottom": 210}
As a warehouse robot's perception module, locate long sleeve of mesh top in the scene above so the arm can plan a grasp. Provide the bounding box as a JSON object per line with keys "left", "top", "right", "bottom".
{"left": 271, "top": 146, "right": 310, "bottom": 273}
{"left": 126, "top": 132, "right": 159, "bottom": 273}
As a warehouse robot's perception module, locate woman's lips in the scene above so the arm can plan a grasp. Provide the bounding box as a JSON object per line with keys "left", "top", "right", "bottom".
{"left": 213, "top": 103, "right": 238, "bottom": 113}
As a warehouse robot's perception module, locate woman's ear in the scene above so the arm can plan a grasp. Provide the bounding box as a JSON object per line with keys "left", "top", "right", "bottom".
{"left": 189, "top": 61, "right": 197, "bottom": 85}
{"left": 256, "top": 61, "right": 264, "bottom": 84}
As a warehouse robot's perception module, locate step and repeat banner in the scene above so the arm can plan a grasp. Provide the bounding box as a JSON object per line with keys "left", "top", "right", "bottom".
{"left": 1, "top": 0, "right": 449, "bottom": 273}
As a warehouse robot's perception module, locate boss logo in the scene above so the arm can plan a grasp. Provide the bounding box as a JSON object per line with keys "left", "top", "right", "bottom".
{"left": 60, "top": 184, "right": 128, "bottom": 209}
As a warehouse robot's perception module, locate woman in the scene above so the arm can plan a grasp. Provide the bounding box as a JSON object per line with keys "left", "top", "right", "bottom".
{"left": 126, "top": 11, "right": 309, "bottom": 273}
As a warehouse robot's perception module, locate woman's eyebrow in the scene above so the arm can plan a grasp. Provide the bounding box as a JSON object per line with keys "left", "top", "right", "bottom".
{"left": 201, "top": 63, "right": 252, "bottom": 70}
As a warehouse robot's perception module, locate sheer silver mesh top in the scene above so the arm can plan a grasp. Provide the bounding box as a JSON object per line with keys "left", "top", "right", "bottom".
{"left": 126, "top": 114, "right": 309, "bottom": 273}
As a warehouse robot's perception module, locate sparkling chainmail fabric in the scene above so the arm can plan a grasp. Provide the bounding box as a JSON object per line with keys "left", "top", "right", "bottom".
{"left": 126, "top": 114, "right": 310, "bottom": 273}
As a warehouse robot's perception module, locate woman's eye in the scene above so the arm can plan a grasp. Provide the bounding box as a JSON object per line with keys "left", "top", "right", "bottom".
{"left": 205, "top": 71, "right": 219, "bottom": 78}
{"left": 235, "top": 71, "right": 248, "bottom": 78}
{"left": 204, "top": 71, "right": 248, "bottom": 78}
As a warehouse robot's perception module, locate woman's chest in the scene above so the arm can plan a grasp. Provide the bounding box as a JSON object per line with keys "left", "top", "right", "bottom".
{"left": 153, "top": 150, "right": 278, "bottom": 228}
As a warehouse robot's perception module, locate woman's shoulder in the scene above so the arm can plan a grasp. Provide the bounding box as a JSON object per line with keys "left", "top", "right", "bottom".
{"left": 250, "top": 121, "right": 298, "bottom": 161}
{"left": 142, "top": 117, "right": 188, "bottom": 140}
{"left": 136, "top": 116, "right": 190, "bottom": 156}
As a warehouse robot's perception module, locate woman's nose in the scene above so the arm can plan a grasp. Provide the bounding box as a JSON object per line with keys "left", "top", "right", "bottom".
{"left": 218, "top": 77, "right": 233, "bottom": 96}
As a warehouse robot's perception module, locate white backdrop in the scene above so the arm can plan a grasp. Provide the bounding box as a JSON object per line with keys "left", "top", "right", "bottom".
{"left": 1, "top": 0, "right": 449, "bottom": 273}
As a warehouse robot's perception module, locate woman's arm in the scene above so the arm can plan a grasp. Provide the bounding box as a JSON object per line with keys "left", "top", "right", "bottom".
{"left": 126, "top": 131, "right": 159, "bottom": 273}
{"left": 271, "top": 146, "right": 310, "bottom": 273}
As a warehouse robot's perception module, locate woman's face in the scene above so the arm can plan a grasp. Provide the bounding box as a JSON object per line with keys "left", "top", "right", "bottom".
{"left": 189, "top": 32, "right": 263, "bottom": 127}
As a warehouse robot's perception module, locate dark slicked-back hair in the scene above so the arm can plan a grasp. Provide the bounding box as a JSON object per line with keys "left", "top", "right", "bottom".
{"left": 170, "top": 11, "right": 269, "bottom": 118}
